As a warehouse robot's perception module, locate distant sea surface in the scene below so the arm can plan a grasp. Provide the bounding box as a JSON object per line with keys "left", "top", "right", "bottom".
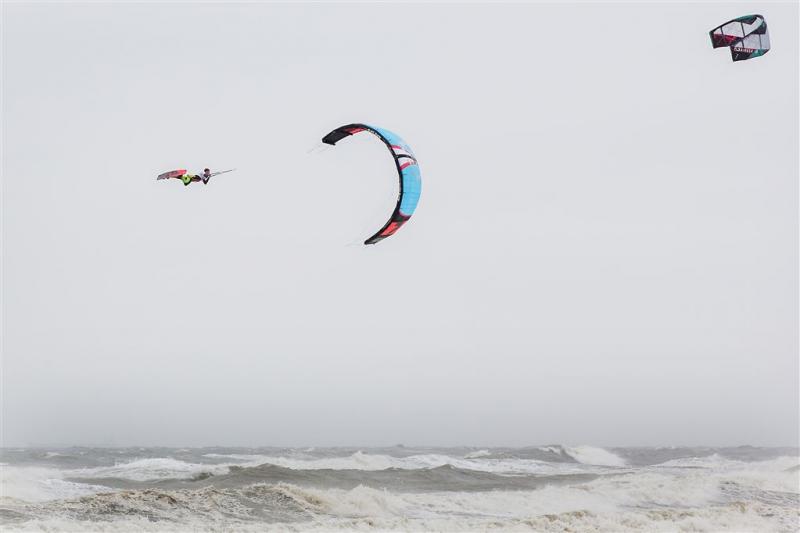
{"left": 1, "top": 445, "right": 798, "bottom": 532}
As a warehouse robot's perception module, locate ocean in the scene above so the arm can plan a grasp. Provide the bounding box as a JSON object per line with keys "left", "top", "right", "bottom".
{"left": 1, "top": 445, "right": 797, "bottom": 532}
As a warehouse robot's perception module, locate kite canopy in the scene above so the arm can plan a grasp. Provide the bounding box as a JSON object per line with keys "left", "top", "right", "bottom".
{"left": 322, "top": 124, "right": 422, "bottom": 245}
{"left": 709, "top": 14, "right": 770, "bottom": 61}
{"left": 157, "top": 169, "right": 187, "bottom": 180}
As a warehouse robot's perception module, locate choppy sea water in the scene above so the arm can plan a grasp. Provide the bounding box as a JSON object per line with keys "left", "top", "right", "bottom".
{"left": 1, "top": 445, "right": 797, "bottom": 532}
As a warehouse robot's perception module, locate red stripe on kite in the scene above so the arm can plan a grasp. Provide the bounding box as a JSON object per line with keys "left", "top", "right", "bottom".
{"left": 381, "top": 222, "right": 402, "bottom": 236}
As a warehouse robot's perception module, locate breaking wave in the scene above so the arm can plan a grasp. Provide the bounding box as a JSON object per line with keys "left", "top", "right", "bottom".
{"left": 2, "top": 446, "right": 797, "bottom": 532}
{"left": 3, "top": 477, "right": 798, "bottom": 533}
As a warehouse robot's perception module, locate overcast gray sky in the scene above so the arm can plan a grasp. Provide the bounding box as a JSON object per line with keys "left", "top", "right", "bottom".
{"left": 2, "top": 2, "right": 798, "bottom": 448}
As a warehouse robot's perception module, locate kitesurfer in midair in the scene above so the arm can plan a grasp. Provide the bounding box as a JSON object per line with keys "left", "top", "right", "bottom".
{"left": 180, "top": 168, "right": 213, "bottom": 186}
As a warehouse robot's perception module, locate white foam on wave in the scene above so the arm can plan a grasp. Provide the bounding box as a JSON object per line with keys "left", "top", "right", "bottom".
{"left": 657, "top": 453, "right": 798, "bottom": 471}
{"left": 3, "top": 502, "right": 792, "bottom": 533}
{"left": 275, "top": 465, "right": 722, "bottom": 520}
{"left": 565, "top": 446, "right": 627, "bottom": 467}
{"left": 654, "top": 455, "right": 800, "bottom": 494}
{"left": 463, "top": 449, "right": 491, "bottom": 459}
{"left": 656, "top": 453, "right": 744, "bottom": 469}
{"left": 0, "top": 465, "right": 111, "bottom": 503}
{"left": 208, "top": 451, "right": 416, "bottom": 471}
{"left": 256, "top": 478, "right": 795, "bottom": 532}
{"left": 274, "top": 459, "right": 799, "bottom": 529}
{"left": 69, "top": 457, "right": 230, "bottom": 482}
{"left": 202, "top": 450, "right": 576, "bottom": 475}
{"left": 539, "top": 445, "right": 566, "bottom": 455}
{"left": 203, "top": 453, "right": 273, "bottom": 463}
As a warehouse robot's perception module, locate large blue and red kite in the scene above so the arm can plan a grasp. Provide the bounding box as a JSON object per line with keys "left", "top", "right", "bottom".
{"left": 322, "top": 124, "right": 422, "bottom": 245}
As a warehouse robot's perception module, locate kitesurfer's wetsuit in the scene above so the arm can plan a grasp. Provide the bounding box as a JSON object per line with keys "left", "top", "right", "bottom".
{"left": 180, "top": 171, "right": 212, "bottom": 186}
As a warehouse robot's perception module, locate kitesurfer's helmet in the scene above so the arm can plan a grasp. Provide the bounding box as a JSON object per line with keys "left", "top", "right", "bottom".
{"left": 204, "top": 168, "right": 210, "bottom": 173}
